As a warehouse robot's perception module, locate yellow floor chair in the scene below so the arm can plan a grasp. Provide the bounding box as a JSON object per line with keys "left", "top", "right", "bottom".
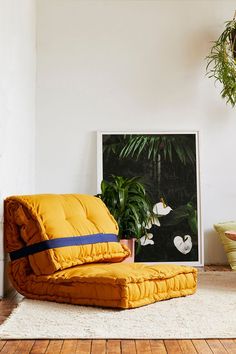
{"left": 4, "top": 194, "right": 197, "bottom": 309}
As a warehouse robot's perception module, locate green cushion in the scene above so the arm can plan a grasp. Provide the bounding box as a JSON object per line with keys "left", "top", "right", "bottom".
{"left": 214, "top": 222, "right": 236, "bottom": 270}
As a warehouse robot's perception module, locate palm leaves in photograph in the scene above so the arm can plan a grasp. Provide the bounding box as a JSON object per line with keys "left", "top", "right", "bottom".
{"left": 119, "top": 135, "right": 196, "bottom": 165}
{"left": 162, "top": 200, "right": 198, "bottom": 235}
{"left": 103, "top": 135, "right": 125, "bottom": 159}
{"left": 98, "top": 175, "right": 152, "bottom": 241}
{"left": 116, "top": 134, "right": 196, "bottom": 204}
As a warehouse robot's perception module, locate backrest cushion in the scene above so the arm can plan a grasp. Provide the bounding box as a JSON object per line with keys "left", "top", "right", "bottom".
{"left": 5, "top": 194, "right": 130, "bottom": 275}
{"left": 214, "top": 221, "right": 236, "bottom": 270}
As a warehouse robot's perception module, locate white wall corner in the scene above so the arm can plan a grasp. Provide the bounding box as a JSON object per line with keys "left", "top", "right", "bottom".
{"left": 0, "top": 0, "right": 36, "bottom": 297}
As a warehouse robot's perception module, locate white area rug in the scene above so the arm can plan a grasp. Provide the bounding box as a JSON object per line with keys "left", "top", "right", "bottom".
{"left": 0, "top": 272, "right": 235, "bottom": 339}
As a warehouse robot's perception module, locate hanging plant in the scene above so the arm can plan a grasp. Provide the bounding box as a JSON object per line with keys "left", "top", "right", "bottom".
{"left": 206, "top": 13, "right": 236, "bottom": 107}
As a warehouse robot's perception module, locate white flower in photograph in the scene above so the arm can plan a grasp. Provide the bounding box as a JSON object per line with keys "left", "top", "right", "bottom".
{"left": 140, "top": 233, "right": 154, "bottom": 246}
{"left": 146, "top": 199, "right": 172, "bottom": 229}
{"left": 173, "top": 235, "right": 192, "bottom": 255}
{"left": 153, "top": 200, "right": 172, "bottom": 216}
{"left": 145, "top": 215, "right": 160, "bottom": 229}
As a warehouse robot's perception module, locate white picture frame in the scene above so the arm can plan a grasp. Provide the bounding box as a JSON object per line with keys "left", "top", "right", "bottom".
{"left": 97, "top": 131, "right": 203, "bottom": 267}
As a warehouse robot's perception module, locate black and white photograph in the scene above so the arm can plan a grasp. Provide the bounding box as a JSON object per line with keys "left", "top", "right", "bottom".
{"left": 98, "top": 132, "right": 202, "bottom": 265}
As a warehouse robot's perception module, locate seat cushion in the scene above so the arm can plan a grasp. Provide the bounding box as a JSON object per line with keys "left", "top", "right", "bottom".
{"left": 9, "top": 261, "right": 197, "bottom": 309}
{"left": 4, "top": 194, "right": 130, "bottom": 275}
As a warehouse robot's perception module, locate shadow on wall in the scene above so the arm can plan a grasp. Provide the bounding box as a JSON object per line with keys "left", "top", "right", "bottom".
{"left": 188, "top": 28, "right": 233, "bottom": 119}
{"left": 184, "top": 29, "right": 213, "bottom": 69}
{"left": 186, "top": 28, "right": 235, "bottom": 119}
{"left": 204, "top": 229, "right": 228, "bottom": 265}
{"left": 151, "top": 27, "right": 217, "bottom": 111}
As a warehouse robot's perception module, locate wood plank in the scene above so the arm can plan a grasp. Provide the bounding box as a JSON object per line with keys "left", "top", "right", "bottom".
{"left": 0, "top": 340, "right": 20, "bottom": 353}
{"left": 192, "top": 340, "right": 212, "bottom": 353}
{"left": 121, "top": 339, "right": 136, "bottom": 354}
{"left": 75, "top": 340, "right": 91, "bottom": 354}
{"left": 0, "top": 341, "right": 6, "bottom": 351}
{"left": 179, "top": 340, "right": 197, "bottom": 353}
{"left": 149, "top": 340, "right": 167, "bottom": 354}
{"left": 220, "top": 339, "right": 236, "bottom": 353}
{"left": 45, "top": 340, "right": 63, "bottom": 354}
{"left": 0, "top": 316, "right": 10, "bottom": 323}
{"left": 207, "top": 339, "right": 227, "bottom": 353}
{"left": 30, "top": 340, "right": 50, "bottom": 354}
{"left": 135, "top": 340, "right": 152, "bottom": 354}
{"left": 107, "top": 340, "right": 121, "bottom": 354}
{"left": 204, "top": 265, "right": 230, "bottom": 272}
{"left": 164, "top": 340, "right": 182, "bottom": 354}
{"left": 91, "top": 339, "right": 106, "bottom": 354}
{"left": 0, "top": 297, "right": 18, "bottom": 327}
{"left": 0, "top": 302, "right": 16, "bottom": 312}
{"left": 60, "top": 340, "right": 77, "bottom": 353}
{"left": 0, "top": 310, "right": 14, "bottom": 318}
{"left": 0, "top": 293, "right": 22, "bottom": 307}
{"left": 14, "top": 340, "right": 35, "bottom": 353}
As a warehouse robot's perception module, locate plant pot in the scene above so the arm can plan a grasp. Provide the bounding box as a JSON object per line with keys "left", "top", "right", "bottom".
{"left": 120, "top": 238, "right": 135, "bottom": 263}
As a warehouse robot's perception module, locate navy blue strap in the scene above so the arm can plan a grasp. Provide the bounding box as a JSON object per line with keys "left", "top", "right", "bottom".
{"left": 10, "top": 233, "right": 119, "bottom": 261}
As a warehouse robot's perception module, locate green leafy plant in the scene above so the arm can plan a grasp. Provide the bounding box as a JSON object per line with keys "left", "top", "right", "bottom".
{"left": 119, "top": 135, "right": 195, "bottom": 165}
{"left": 116, "top": 134, "right": 196, "bottom": 202}
{"left": 162, "top": 200, "right": 198, "bottom": 235}
{"left": 98, "top": 175, "right": 152, "bottom": 243}
{"left": 206, "top": 18, "right": 236, "bottom": 107}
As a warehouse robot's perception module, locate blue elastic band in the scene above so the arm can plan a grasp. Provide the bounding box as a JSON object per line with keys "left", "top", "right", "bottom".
{"left": 10, "top": 233, "right": 119, "bottom": 261}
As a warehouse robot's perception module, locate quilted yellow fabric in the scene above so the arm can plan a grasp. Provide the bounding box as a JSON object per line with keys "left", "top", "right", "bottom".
{"left": 5, "top": 193, "right": 197, "bottom": 309}
{"left": 8, "top": 260, "right": 197, "bottom": 308}
{"left": 5, "top": 194, "right": 130, "bottom": 275}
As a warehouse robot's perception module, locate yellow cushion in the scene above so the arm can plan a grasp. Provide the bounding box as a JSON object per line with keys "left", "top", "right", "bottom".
{"left": 5, "top": 194, "right": 130, "bottom": 275}
{"left": 8, "top": 261, "right": 197, "bottom": 309}
{"left": 214, "top": 221, "right": 236, "bottom": 270}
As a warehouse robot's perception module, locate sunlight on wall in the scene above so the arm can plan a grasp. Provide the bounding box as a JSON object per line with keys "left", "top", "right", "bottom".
{"left": 0, "top": 0, "right": 36, "bottom": 296}
{"left": 36, "top": 0, "right": 236, "bottom": 265}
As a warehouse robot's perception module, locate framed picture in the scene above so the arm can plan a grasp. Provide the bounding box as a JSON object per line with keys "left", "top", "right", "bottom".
{"left": 97, "top": 131, "right": 203, "bottom": 266}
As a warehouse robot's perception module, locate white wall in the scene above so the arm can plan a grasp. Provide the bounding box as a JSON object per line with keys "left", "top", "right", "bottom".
{"left": 0, "top": 0, "right": 36, "bottom": 296}
{"left": 36, "top": 0, "right": 236, "bottom": 265}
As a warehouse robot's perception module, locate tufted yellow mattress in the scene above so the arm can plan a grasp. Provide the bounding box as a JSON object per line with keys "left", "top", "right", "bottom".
{"left": 9, "top": 260, "right": 197, "bottom": 309}
{"left": 4, "top": 194, "right": 130, "bottom": 275}
{"left": 5, "top": 194, "right": 197, "bottom": 309}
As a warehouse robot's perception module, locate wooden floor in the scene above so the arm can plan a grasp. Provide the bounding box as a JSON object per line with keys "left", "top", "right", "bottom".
{"left": 0, "top": 265, "right": 235, "bottom": 354}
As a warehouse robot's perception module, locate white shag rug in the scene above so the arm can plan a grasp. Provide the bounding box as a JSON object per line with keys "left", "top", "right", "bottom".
{"left": 0, "top": 272, "right": 235, "bottom": 339}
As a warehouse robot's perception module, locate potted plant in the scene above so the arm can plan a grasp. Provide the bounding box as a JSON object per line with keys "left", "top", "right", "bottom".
{"left": 98, "top": 175, "right": 153, "bottom": 261}
{"left": 206, "top": 13, "right": 236, "bottom": 107}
